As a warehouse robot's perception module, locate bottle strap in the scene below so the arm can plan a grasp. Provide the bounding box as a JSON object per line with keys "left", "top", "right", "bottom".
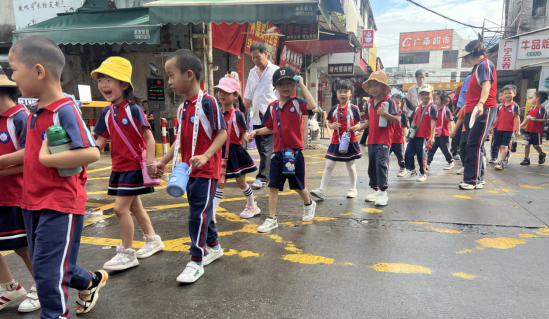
{"left": 172, "top": 90, "right": 203, "bottom": 169}
{"left": 109, "top": 104, "right": 142, "bottom": 164}
{"left": 274, "top": 102, "right": 285, "bottom": 151}
{"left": 224, "top": 109, "right": 236, "bottom": 159}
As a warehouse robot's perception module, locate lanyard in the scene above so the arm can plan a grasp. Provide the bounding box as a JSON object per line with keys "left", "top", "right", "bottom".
{"left": 414, "top": 102, "right": 433, "bottom": 124}
{"left": 334, "top": 103, "right": 353, "bottom": 141}
{"left": 531, "top": 106, "right": 542, "bottom": 119}
{"left": 274, "top": 101, "right": 286, "bottom": 151}
{"left": 172, "top": 90, "right": 203, "bottom": 168}
{"left": 224, "top": 108, "right": 236, "bottom": 159}
{"left": 438, "top": 106, "right": 446, "bottom": 127}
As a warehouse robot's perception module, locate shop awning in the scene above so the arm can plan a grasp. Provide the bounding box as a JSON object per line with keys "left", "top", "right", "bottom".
{"left": 13, "top": 8, "right": 161, "bottom": 45}
{"left": 145, "top": 0, "right": 319, "bottom": 25}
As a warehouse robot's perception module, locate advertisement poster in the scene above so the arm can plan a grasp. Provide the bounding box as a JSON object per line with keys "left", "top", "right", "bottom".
{"left": 245, "top": 22, "right": 280, "bottom": 64}
{"left": 399, "top": 30, "right": 453, "bottom": 52}
{"left": 285, "top": 23, "right": 318, "bottom": 41}
{"left": 361, "top": 29, "right": 374, "bottom": 48}
{"left": 13, "top": 0, "right": 82, "bottom": 30}
{"left": 280, "top": 45, "right": 302, "bottom": 74}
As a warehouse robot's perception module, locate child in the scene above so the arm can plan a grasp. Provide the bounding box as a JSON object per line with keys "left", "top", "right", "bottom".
{"left": 426, "top": 91, "right": 454, "bottom": 170}
{"left": 390, "top": 94, "right": 410, "bottom": 177}
{"left": 210, "top": 73, "right": 259, "bottom": 219}
{"left": 403, "top": 84, "right": 437, "bottom": 182}
{"left": 156, "top": 49, "right": 227, "bottom": 283}
{"left": 92, "top": 57, "right": 165, "bottom": 270}
{"left": 310, "top": 78, "right": 361, "bottom": 200}
{"left": 519, "top": 91, "right": 548, "bottom": 165}
{"left": 247, "top": 67, "right": 317, "bottom": 232}
{"left": 356, "top": 71, "right": 400, "bottom": 206}
{"left": 0, "top": 68, "right": 40, "bottom": 313}
{"left": 489, "top": 89, "right": 504, "bottom": 163}
{"left": 7, "top": 35, "right": 107, "bottom": 317}
{"left": 493, "top": 85, "right": 520, "bottom": 170}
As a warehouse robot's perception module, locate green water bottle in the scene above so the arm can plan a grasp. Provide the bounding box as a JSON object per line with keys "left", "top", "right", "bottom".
{"left": 46, "top": 125, "right": 83, "bottom": 177}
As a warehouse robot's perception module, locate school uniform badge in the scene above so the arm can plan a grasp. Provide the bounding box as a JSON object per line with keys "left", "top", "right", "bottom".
{"left": 121, "top": 117, "right": 130, "bottom": 126}
{"left": 290, "top": 106, "right": 296, "bottom": 113}
{"left": 0, "top": 131, "right": 9, "bottom": 144}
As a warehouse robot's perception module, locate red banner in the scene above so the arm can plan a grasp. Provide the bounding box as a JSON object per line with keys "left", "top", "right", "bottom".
{"left": 280, "top": 44, "right": 302, "bottom": 74}
{"left": 400, "top": 30, "right": 453, "bottom": 52}
{"left": 245, "top": 21, "right": 280, "bottom": 63}
{"left": 212, "top": 22, "right": 247, "bottom": 56}
{"left": 361, "top": 29, "right": 374, "bottom": 48}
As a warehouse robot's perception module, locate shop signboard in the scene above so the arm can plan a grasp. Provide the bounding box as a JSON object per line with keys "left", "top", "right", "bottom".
{"left": 285, "top": 23, "right": 319, "bottom": 41}
{"left": 517, "top": 34, "right": 549, "bottom": 60}
{"left": 399, "top": 30, "right": 452, "bottom": 52}
{"left": 497, "top": 39, "right": 518, "bottom": 70}
{"left": 280, "top": 45, "right": 302, "bottom": 74}
{"left": 361, "top": 29, "right": 374, "bottom": 48}
{"left": 328, "top": 63, "right": 354, "bottom": 76}
{"left": 320, "top": 80, "right": 329, "bottom": 91}
{"left": 245, "top": 22, "right": 280, "bottom": 63}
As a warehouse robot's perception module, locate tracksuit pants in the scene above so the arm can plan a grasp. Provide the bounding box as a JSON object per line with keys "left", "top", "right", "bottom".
{"left": 389, "top": 143, "right": 405, "bottom": 169}
{"left": 490, "top": 128, "right": 499, "bottom": 159}
{"left": 187, "top": 177, "right": 219, "bottom": 261}
{"left": 405, "top": 137, "right": 427, "bottom": 175}
{"left": 360, "top": 127, "right": 369, "bottom": 145}
{"left": 427, "top": 136, "right": 453, "bottom": 164}
{"left": 22, "top": 209, "right": 93, "bottom": 319}
{"left": 451, "top": 121, "right": 462, "bottom": 156}
{"left": 368, "top": 144, "right": 390, "bottom": 190}
{"left": 464, "top": 108, "right": 498, "bottom": 185}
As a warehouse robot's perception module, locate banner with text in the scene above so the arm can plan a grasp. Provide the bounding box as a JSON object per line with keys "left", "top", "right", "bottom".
{"left": 280, "top": 45, "right": 302, "bottom": 74}
{"left": 285, "top": 23, "right": 319, "bottom": 41}
{"left": 245, "top": 22, "right": 281, "bottom": 64}
{"left": 399, "top": 30, "right": 453, "bottom": 52}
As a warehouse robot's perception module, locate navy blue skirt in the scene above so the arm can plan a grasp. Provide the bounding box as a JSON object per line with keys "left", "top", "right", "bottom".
{"left": 108, "top": 169, "right": 155, "bottom": 196}
{"left": 222, "top": 144, "right": 257, "bottom": 179}
{"left": 325, "top": 142, "right": 362, "bottom": 162}
{"left": 0, "top": 206, "right": 28, "bottom": 251}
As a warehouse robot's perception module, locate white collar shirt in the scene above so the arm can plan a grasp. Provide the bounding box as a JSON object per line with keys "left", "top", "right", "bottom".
{"left": 244, "top": 61, "right": 280, "bottom": 125}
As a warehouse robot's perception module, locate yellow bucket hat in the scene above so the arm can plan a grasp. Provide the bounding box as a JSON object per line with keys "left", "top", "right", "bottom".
{"left": 91, "top": 57, "right": 133, "bottom": 89}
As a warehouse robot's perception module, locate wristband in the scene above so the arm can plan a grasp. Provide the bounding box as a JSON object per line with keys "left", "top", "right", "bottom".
{"left": 146, "top": 163, "right": 155, "bottom": 167}
{"left": 478, "top": 101, "right": 484, "bottom": 105}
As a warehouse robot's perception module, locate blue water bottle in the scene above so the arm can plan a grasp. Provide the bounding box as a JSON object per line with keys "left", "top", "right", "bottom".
{"left": 339, "top": 132, "right": 350, "bottom": 154}
{"left": 378, "top": 102, "right": 388, "bottom": 128}
{"left": 167, "top": 162, "right": 191, "bottom": 197}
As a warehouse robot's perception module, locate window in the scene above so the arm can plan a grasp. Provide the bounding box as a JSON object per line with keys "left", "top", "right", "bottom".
{"left": 451, "top": 71, "right": 457, "bottom": 83}
{"left": 533, "top": 0, "right": 546, "bottom": 16}
{"left": 398, "top": 52, "right": 429, "bottom": 64}
{"left": 442, "top": 50, "right": 458, "bottom": 68}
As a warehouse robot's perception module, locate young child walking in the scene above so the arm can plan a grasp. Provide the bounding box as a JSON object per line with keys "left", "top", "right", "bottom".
{"left": 156, "top": 49, "right": 227, "bottom": 283}
{"left": 356, "top": 72, "right": 400, "bottom": 206}
{"left": 92, "top": 57, "right": 165, "bottom": 271}
{"left": 310, "top": 78, "right": 361, "bottom": 200}
{"left": 493, "top": 85, "right": 520, "bottom": 170}
{"left": 519, "top": 91, "right": 548, "bottom": 165}
{"left": 426, "top": 91, "right": 454, "bottom": 171}
{"left": 8, "top": 35, "right": 107, "bottom": 318}
{"left": 247, "top": 67, "right": 317, "bottom": 232}
{"left": 389, "top": 94, "right": 410, "bottom": 177}
{"left": 403, "top": 84, "right": 437, "bottom": 182}
{"left": 0, "top": 68, "right": 40, "bottom": 313}
{"left": 489, "top": 90, "right": 505, "bottom": 163}
{"left": 210, "top": 73, "right": 259, "bottom": 219}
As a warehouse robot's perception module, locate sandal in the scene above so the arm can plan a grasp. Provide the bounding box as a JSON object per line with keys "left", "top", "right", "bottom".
{"left": 251, "top": 179, "right": 263, "bottom": 190}
{"left": 76, "top": 270, "right": 108, "bottom": 314}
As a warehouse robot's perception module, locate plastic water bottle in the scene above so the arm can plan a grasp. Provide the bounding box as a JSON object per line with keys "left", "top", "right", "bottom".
{"left": 167, "top": 162, "right": 191, "bottom": 197}
{"left": 46, "top": 125, "right": 83, "bottom": 177}
{"left": 294, "top": 75, "right": 302, "bottom": 91}
{"left": 339, "top": 133, "right": 350, "bottom": 154}
{"left": 378, "top": 102, "right": 388, "bottom": 127}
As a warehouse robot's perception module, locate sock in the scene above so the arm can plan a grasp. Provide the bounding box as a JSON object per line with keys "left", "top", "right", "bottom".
{"left": 242, "top": 185, "right": 254, "bottom": 206}
{"left": 212, "top": 188, "right": 224, "bottom": 213}
{"left": 210, "top": 244, "right": 220, "bottom": 251}
{"left": 1, "top": 280, "right": 17, "bottom": 292}
{"left": 191, "top": 256, "right": 203, "bottom": 267}
{"left": 305, "top": 199, "right": 312, "bottom": 206}
{"left": 319, "top": 160, "right": 336, "bottom": 190}
{"left": 345, "top": 160, "right": 357, "bottom": 189}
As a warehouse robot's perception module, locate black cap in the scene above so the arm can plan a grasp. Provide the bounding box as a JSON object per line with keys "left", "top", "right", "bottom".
{"left": 272, "top": 67, "right": 295, "bottom": 87}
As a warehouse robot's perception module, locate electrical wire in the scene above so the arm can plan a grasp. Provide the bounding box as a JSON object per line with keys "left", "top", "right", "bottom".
{"left": 405, "top": 0, "right": 485, "bottom": 31}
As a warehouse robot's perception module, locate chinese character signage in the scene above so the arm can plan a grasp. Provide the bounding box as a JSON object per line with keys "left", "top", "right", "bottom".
{"left": 285, "top": 23, "right": 318, "bottom": 41}
{"left": 328, "top": 64, "right": 354, "bottom": 76}
{"left": 294, "top": 5, "right": 315, "bottom": 18}
{"left": 399, "top": 30, "right": 453, "bottom": 52}
{"left": 368, "top": 44, "right": 377, "bottom": 72}
{"left": 517, "top": 35, "right": 549, "bottom": 60}
{"left": 13, "top": 0, "right": 82, "bottom": 30}
{"left": 280, "top": 45, "right": 302, "bottom": 74}
{"left": 497, "top": 39, "right": 518, "bottom": 70}
{"left": 245, "top": 22, "right": 281, "bottom": 64}
{"left": 361, "top": 29, "right": 374, "bottom": 48}
{"left": 320, "top": 80, "right": 329, "bottom": 91}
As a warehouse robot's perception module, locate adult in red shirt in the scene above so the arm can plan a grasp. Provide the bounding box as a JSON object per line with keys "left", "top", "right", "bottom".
{"left": 458, "top": 40, "right": 498, "bottom": 190}
{"left": 519, "top": 91, "right": 548, "bottom": 165}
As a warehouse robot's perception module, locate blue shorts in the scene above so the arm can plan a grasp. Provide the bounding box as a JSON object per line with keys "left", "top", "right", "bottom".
{"left": 0, "top": 206, "right": 27, "bottom": 251}
{"left": 268, "top": 151, "right": 306, "bottom": 191}
{"left": 108, "top": 169, "right": 155, "bottom": 196}
{"left": 494, "top": 130, "right": 513, "bottom": 147}
{"left": 526, "top": 132, "right": 543, "bottom": 145}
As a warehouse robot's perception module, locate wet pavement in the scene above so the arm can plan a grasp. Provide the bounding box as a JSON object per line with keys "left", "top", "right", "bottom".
{"left": 3, "top": 139, "right": 549, "bottom": 318}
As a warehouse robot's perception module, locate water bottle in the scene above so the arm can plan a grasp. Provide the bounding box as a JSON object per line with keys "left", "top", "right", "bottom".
{"left": 339, "top": 132, "right": 350, "bottom": 154}
{"left": 46, "top": 125, "right": 83, "bottom": 177}
{"left": 294, "top": 75, "right": 302, "bottom": 91}
{"left": 167, "top": 162, "right": 191, "bottom": 197}
{"left": 378, "top": 102, "right": 388, "bottom": 128}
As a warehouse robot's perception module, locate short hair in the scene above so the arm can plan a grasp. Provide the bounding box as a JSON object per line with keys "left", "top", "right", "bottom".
{"left": 534, "top": 90, "right": 548, "bottom": 104}
{"left": 435, "top": 91, "right": 449, "bottom": 105}
{"left": 498, "top": 88, "right": 504, "bottom": 95}
{"left": 415, "top": 69, "right": 426, "bottom": 79}
{"left": 10, "top": 35, "right": 65, "bottom": 80}
{"left": 0, "top": 87, "right": 21, "bottom": 104}
{"left": 502, "top": 85, "right": 517, "bottom": 94}
{"left": 167, "top": 49, "right": 202, "bottom": 81}
{"left": 334, "top": 77, "right": 355, "bottom": 92}
{"left": 250, "top": 42, "right": 266, "bottom": 54}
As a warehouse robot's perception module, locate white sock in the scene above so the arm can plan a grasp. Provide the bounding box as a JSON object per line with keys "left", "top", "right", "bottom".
{"left": 213, "top": 188, "right": 224, "bottom": 213}
{"left": 1, "top": 280, "right": 17, "bottom": 291}
{"left": 319, "top": 159, "right": 336, "bottom": 190}
{"left": 345, "top": 160, "right": 357, "bottom": 189}
{"left": 242, "top": 185, "right": 254, "bottom": 206}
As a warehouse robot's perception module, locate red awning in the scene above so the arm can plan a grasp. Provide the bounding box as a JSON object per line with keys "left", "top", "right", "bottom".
{"left": 212, "top": 22, "right": 247, "bottom": 56}
{"left": 283, "top": 39, "right": 355, "bottom": 55}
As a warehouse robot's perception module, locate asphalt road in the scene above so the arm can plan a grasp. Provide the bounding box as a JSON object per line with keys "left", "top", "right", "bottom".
{"left": 3, "top": 139, "right": 549, "bottom": 318}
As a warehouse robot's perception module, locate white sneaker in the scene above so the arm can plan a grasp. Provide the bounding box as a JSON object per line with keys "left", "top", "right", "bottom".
{"left": 459, "top": 183, "right": 483, "bottom": 190}
{"left": 444, "top": 162, "right": 454, "bottom": 170}
{"left": 494, "top": 162, "right": 504, "bottom": 170}
{"left": 103, "top": 244, "right": 139, "bottom": 270}
{"left": 136, "top": 234, "right": 165, "bottom": 259}
{"left": 203, "top": 245, "right": 223, "bottom": 266}
{"left": 240, "top": 202, "right": 261, "bottom": 219}
{"left": 397, "top": 167, "right": 407, "bottom": 177}
{"left": 346, "top": 188, "right": 358, "bottom": 198}
{"left": 403, "top": 170, "right": 417, "bottom": 179}
{"left": 257, "top": 217, "right": 278, "bottom": 233}
{"left": 302, "top": 200, "right": 317, "bottom": 222}
{"left": 176, "top": 262, "right": 204, "bottom": 283}
{"left": 488, "top": 158, "right": 497, "bottom": 163}
{"left": 0, "top": 284, "right": 26, "bottom": 310}
{"left": 364, "top": 189, "right": 379, "bottom": 202}
{"left": 310, "top": 188, "right": 325, "bottom": 201}
{"left": 416, "top": 174, "right": 427, "bottom": 182}
{"left": 17, "top": 285, "right": 40, "bottom": 313}
{"left": 456, "top": 167, "right": 464, "bottom": 175}
{"left": 375, "top": 190, "right": 388, "bottom": 206}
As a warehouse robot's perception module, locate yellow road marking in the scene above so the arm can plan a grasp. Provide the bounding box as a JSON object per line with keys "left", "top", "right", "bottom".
{"left": 520, "top": 185, "right": 544, "bottom": 190}
{"left": 87, "top": 166, "right": 112, "bottom": 173}
{"left": 340, "top": 212, "right": 354, "bottom": 216}
{"left": 476, "top": 237, "right": 526, "bottom": 249}
{"left": 427, "top": 227, "right": 461, "bottom": 234}
{"left": 488, "top": 190, "right": 498, "bottom": 193}
{"left": 453, "top": 272, "right": 476, "bottom": 280}
{"left": 518, "top": 234, "right": 538, "bottom": 238}
{"left": 410, "top": 221, "right": 429, "bottom": 225}
{"left": 361, "top": 208, "right": 382, "bottom": 213}
{"left": 370, "top": 263, "right": 433, "bottom": 274}
{"left": 83, "top": 215, "right": 115, "bottom": 227}
{"left": 453, "top": 195, "right": 472, "bottom": 199}
{"left": 283, "top": 254, "right": 335, "bottom": 264}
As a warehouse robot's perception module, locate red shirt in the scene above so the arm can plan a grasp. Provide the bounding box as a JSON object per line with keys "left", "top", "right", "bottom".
{"left": 493, "top": 104, "right": 502, "bottom": 129}
{"left": 392, "top": 110, "right": 409, "bottom": 144}
{"left": 94, "top": 100, "right": 150, "bottom": 172}
{"left": 365, "top": 95, "right": 397, "bottom": 146}
{"left": 326, "top": 103, "right": 360, "bottom": 144}
{"left": 411, "top": 103, "right": 438, "bottom": 139}
{"left": 435, "top": 107, "right": 452, "bottom": 137}
{"left": 177, "top": 92, "right": 226, "bottom": 180}
{"left": 262, "top": 97, "right": 313, "bottom": 152}
{"left": 23, "top": 97, "right": 97, "bottom": 215}
{"left": 0, "top": 105, "right": 28, "bottom": 207}
{"left": 495, "top": 102, "right": 520, "bottom": 132}
{"left": 223, "top": 109, "right": 248, "bottom": 145}
{"left": 525, "top": 105, "right": 547, "bottom": 134}
{"left": 465, "top": 57, "right": 498, "bottom": 112}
